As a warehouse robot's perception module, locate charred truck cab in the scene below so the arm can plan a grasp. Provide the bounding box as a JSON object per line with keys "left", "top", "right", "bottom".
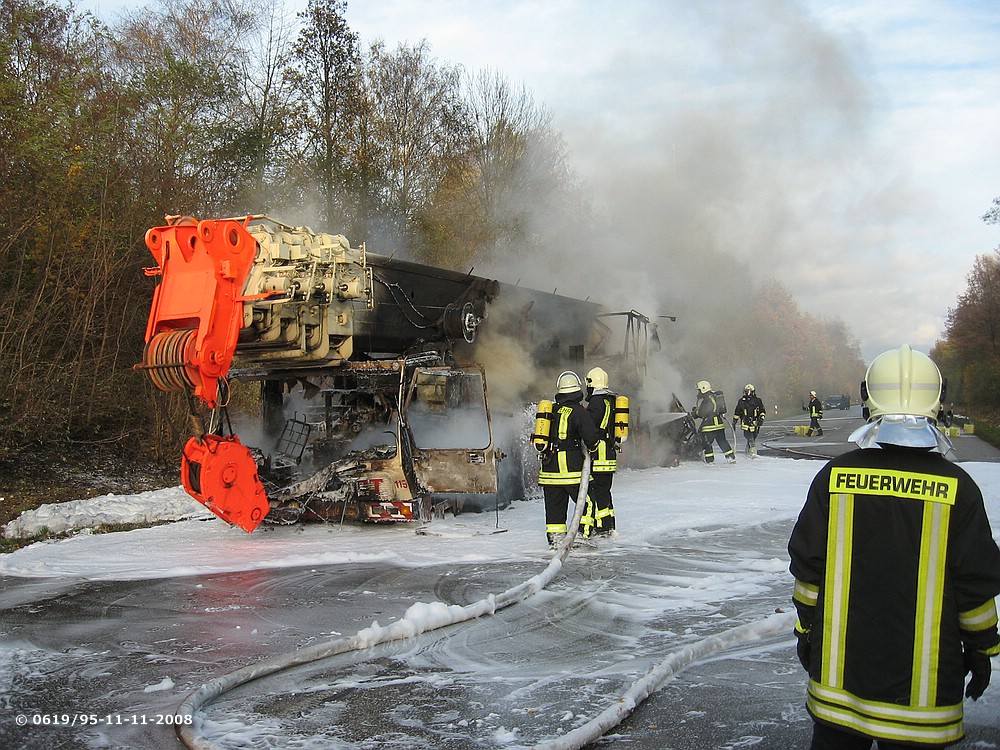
{"left": 137, "top": 214, "right": 657, "bottom": 533}
{"left": 258, "top": 358, "right": 498, "bottom": 526}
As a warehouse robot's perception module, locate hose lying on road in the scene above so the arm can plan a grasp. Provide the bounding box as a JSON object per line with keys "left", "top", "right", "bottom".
{"left": 531, "top": 610, "right": 796, "bottom": 750}
{"left": 176, "top": 456, "right": 592, "bottom": 750}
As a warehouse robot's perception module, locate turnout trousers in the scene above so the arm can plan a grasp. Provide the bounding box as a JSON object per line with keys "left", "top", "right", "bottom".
{"left": 543, "top": 483, "right": 585, "bottom": 541}
{"left": 701, "top": 429, "right": 734, "bottom": 463}
{"left": 810, "top": 721, "right": 949, "bottom": 750}
{"left": 586, "top": 471, "right": 615, "bottom": 536}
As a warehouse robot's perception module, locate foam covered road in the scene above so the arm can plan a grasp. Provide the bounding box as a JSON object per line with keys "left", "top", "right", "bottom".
{"left": 3, "top": 517, "right": 998, "bottom": 749}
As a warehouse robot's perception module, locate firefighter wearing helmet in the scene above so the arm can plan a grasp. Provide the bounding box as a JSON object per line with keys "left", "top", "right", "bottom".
{"left": 733, "top": 383, "right": 766, "bottom": 457}
{"left": 535, "top": 371, "right": 600, "bottom": 550}
{"left": 804, "top": 390, "right": 823, "bottom": 436}
{"left": 692, "top": 380, "right": 735, "bottom": 464}
{"left": 788, "top": 345, "right": 1000, "bottom": 748}
{"left": 583, "top": 366, "right": 620, "bottom": 540}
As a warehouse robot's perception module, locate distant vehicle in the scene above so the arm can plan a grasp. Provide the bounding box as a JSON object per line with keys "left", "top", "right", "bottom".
{"left": 824, "top": 394, "right": 851, "bottom": 410}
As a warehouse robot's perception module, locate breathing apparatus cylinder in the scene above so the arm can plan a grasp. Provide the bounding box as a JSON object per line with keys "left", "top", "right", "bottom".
{"left": 614, "top": 395, "right": 630, "bottom": 442}
{"left": 532, "top": 400, "right": 554, "bottom": 452}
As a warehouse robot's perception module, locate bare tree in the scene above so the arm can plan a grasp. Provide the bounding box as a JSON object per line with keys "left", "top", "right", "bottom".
{"left": 229, "top": 0, "right": 301, "bottom": 211}
{"left": 982, "top": 196, "right": 1000, "bottom": 226}
{"left": 110, "top": 0, "right": 257, "bottom": 212}
{"left": 287, "top": 0, "right": 361, "bottom": 228}
{"left": 412, "top": 67, "right": 578, "bottom": 267}
{"left": 360, "top": 39, "right": 466, "bottom": 252}
{"left": 460, "top": 69, "right": 558, "bottom": 259}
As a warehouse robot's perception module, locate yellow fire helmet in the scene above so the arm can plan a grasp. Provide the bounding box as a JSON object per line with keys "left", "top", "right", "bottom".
{"left": 697, "top": 380, "right": 712, "bottom": 394}
{"left": 556, "top": 371, "right": 583, "bottom": 394}
{"left": 586, "top": 367, "right": 609, "bottom": 390}
{"left": 862, "top": 344, "right": 942, "bottom": 421}
{"left": 849, "top": 344, "right": 952, "bottom": 452}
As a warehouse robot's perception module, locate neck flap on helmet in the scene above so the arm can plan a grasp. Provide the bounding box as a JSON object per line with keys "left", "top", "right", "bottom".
{"left": 848, "top": 415, "right": 954, "bottom": 454}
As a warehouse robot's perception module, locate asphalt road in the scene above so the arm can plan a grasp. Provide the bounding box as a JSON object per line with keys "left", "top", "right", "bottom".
{"left": 757, "top": 404, "right": 1000, "bottom": 463}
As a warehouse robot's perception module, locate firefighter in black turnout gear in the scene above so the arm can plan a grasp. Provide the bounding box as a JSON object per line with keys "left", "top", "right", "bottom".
{"left": 584, "top": 367, "right": 619, "bottom": 539}
{"left": 733, "top": 383, "right": 766, "bottom": 457}
{"left": 535, "top": 371, "right": 600, "bottom": 549}
{"left": 805, "top": 390, "right": 824, "bottom": 436}
{"left": 693, "top": 381, "right": 735, "bottom": 464}
{"left": 788, "top": 345, "right": 1000, "bottom": 749}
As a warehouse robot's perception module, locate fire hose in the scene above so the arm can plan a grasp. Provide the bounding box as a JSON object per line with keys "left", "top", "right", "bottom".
{"left": 174, "top": 452, "right": 795, "bottom": 749}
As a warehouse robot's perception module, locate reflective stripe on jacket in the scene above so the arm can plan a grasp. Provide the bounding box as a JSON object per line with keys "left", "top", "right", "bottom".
{"left": 538, "top": 397, "right": 599, "bottom": 485}
{"left": 587, "top": 392, "right": 617, "bottom": 473}
{"left": 809, "top": 397, "right": 823, "bottom": 419}
{"left": 788, "top": 448, "right": 1000, "bottom": 745}
{"left": 696, "top": 392, "right": 726, "bottom": 433}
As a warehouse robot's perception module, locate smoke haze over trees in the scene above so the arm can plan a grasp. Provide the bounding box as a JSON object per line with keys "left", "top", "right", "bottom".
{"left": 0, "top": 0, "right": 869, "bottom": 460}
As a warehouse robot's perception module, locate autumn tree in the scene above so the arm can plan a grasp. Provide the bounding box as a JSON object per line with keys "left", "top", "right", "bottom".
{"left": 0, "top": 0, "right": 871, "bottom": 471}
{"left": 933, "top": 250, "right": 1000, "bottom": 407}
{"left": 672, "top": 274, "right": 865, "bottom": 412}
{"left": 0, "top": 0, "right": 150, "bottom": 451}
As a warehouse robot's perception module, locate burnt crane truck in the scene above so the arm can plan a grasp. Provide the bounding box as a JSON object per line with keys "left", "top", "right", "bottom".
{"left": 136, "top": 214, "right": 660, "bottom": 533}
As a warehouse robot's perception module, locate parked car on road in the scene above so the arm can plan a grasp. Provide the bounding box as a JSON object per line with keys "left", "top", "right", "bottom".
{"left": 824, "top": 394, "right": 851, "bottom": 410}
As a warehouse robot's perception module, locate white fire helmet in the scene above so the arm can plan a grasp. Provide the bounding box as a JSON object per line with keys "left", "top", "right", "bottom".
{"left": 697, "top": 380, "right": 712, "bottom": 394}
{"left": 556, "top": 371, "right": 583, "bottom": 395}
{"left": 745, "top": 383, "right": 755, "bottom": 395}
{"left": 862, "top": 344, "right": 942, "bottom": 421}
{"left": 586, "top": 367, "right": 609, "bottom": 390}
{"left": 809, "top": 390, "right": 817, "bottom": 397}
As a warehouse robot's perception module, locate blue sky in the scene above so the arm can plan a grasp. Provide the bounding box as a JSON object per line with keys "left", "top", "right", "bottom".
{"left": 79, "top": 0, "right": 1000, "bottom": 362}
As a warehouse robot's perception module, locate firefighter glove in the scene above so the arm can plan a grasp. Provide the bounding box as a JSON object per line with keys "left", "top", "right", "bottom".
{"left": 795, "top": 629, "right": 811, "bottom": 671}
{"left": 964, "top": 648, "right": 992, "bottom": 700}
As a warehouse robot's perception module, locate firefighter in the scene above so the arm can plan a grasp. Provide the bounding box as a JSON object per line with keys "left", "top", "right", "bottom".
{"left": 732, "top": 383, "right": 766, "bottom": 457}
{"left": 584, "top": 367, "right": 619, "bottom": 540}
{"left": 788, "top": 345, "right": 1000, "bottom": 749}
{"left": 804, "top": 390, "right": 824, "bottom": 436}
{"left": 692, "top": 380, "right": 735, "bottom": 464}
{"left": 536, "top": 371, "right": 600, "bottom": 549}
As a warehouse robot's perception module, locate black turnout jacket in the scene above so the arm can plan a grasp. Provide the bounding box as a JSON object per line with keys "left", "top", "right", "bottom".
{"left": 788, "top": 446, "right": 1000, "bottom": 745}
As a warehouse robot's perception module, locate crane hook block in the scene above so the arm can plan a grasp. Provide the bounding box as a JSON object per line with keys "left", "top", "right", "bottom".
{"left": 181, "top": 433, "right": 270, "bottom": 533}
